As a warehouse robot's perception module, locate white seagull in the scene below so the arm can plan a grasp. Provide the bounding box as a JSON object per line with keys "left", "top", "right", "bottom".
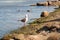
{"left": 18, "top": 14, "right": 28, "bottom": 26}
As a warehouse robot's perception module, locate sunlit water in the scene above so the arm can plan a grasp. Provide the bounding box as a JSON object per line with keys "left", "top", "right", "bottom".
{"left": 0, "top": 2, "right": 57, "bottom": 38}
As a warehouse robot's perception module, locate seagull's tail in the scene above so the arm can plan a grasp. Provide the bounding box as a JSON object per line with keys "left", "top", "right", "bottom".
{"left": 17, "top": 19, "right": 21, "bottom": 21}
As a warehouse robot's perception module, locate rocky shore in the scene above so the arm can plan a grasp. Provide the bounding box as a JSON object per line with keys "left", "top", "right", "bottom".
{"left": 30, "top": 0, "right": 60, "bottom": 6}
{"left": 1, "top": 7, "right": 60, "bottom": 40}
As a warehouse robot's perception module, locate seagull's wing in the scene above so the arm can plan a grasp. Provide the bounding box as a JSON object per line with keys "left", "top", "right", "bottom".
{"left": 21, "top": 18, "right": 26, "bottom": 22}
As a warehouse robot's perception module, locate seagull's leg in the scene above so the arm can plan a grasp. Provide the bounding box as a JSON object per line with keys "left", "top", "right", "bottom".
{"left": 24, "top": 22, "right": 26, "bottom": 26}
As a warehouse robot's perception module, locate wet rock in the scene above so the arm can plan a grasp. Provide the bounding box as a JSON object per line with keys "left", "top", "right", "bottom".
{"left": 27, "top": 10, "right": 30, "bottom": 12}
{"left": 41, "top": 11, "right": 49, "bottom": 17}
{"left": 36, "top": 3, "right": 44, "bottom": 6}
{"left": 47, "top": 1, "right": 52, "bottom": 5}
{"left": 44, "top": 2, "right": 48, "bottom": 6}
{"left": 30, "top": 0, "right": 60, "bottom": 6}
{"left": 36, "top": 2, "right": 48, "bottom": 6}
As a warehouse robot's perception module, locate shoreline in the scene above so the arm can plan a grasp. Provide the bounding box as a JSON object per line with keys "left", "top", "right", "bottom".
{"left": 30, "top": 1, "right": 60, "bottom": 6}
{"left": 0, "top": 5, "right": 56, "bottom": 39}
{"left": 9, "top": 6, "right": 57, "bottom": 34}
{"left": 1, "top": 7, "right": 60, "bottom": 40}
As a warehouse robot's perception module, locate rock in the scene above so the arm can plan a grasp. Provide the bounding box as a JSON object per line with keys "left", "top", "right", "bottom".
{"left": 1, "top": 37, "right": 10, "bottom": 40}
{"left": 59, "top": 5, "right": 60, "bottom": 8}
{"left": 36, "top": 2, "right": 44, "bottom": 6}
{"left": 47, "top": 1, "right": 52, "bottom": 5}
{"left": 36, "top": 2, "right": 48, "bottom": 6}
{"left": 39, "top": 31, "right": 49, "bottom": 36}
{"left": 14, "top": 34, "right": 25, "bottom": 40}
{"left": 27, "top": 10, "right": 30, "bottom": 12}
{"left": 9, "top": 39, "right": 14, "bottom": 40}
{"left": 26, "top": 34, "right": 48, "bottom": 40}
{"left": 30, "top": 0, "right": 60, "bottom": 6}
{"left": 1, "top": 35, "right": 12, "bottom": 40}
{"left": 1, "top": 38, "right": 14, "bottom": 40}
{"left": 47, "top": 33, "right": 60, "bottom": 40}
{"left": 44, "top": 2, "right": 48, "bottom": 6}
{"left": 1, "top": 33, "right": 21, "bottom": 40}
{"left": 41, "top": 11, "right": 49, "bottom": 17}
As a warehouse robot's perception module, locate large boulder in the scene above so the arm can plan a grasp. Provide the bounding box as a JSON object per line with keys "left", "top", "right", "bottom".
{"left": 47, "top": 32, "right": 60, "bottom": 40}
{"left": 44, "top": 2, "right": 48, "bottom": 6}
{"left": 36, "top": 3, "right": 44, "bottom": 6}
{"left": 36, "top": 2, "right": 48, "bottom": 6}
{"left": 47, "top": 1, "right": 52, "bottom": 5}
{"left": 41, "top": 11, "right": 49, "bottom": 17}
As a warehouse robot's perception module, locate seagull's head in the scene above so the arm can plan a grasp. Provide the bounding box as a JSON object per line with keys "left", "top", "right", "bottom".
{"left": 25, "top": 14, "right": 28, "bottom": 18}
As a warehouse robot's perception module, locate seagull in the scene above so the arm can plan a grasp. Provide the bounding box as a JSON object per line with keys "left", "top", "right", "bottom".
{"left": 18, "top": 14, "right": 28, "bottom": 26}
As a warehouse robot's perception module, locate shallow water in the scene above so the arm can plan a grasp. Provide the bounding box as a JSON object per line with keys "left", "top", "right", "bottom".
{"left": 0, "top": 0, "right": 57, "bottom": 38}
